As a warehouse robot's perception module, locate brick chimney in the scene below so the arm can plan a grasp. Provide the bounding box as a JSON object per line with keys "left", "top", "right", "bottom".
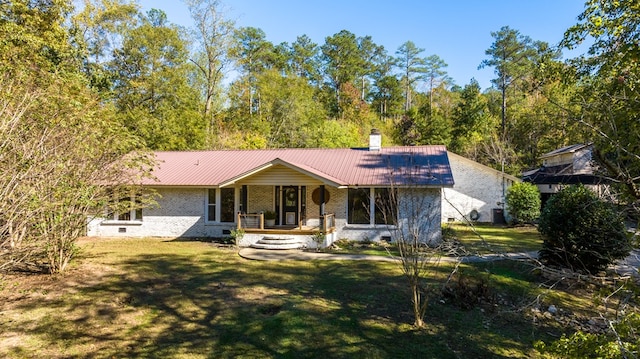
{"left": 369, "top": 128, "right": 381, "bottom": 151}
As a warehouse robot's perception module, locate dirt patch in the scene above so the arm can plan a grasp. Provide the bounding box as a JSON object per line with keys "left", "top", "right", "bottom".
{"left": 0, "top": 260, "right": 149, "bottom": 358}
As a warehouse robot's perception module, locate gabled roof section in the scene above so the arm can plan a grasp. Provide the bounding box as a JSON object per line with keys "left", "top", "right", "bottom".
{"left": 143, "top": 146, "right": 454, "bottom": 188}
{"left": 539, "top": 143, "right": 592, "bottom": 159}
{"left": 218, "top": 158, "right": 345, "bottom": 188}
{"left": 448, "top": 152, "right": 520, "bottom": 183}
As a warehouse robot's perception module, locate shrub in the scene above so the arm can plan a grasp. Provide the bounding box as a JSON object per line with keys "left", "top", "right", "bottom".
{"left": 538, "top": 185, "right": 632, "bottom": 274}
{"left": 441, "top": 270, "right": 493, "bottom": 310}
{"left": 264, "top": 210, "right": 277, "bottom": 220}
{"left": 535, "top": 311, "right": 640, "bottom": 359}
{"left": 311, "top": 231, "right": 325, "bottom": 251}
{"left": 230, "top": 228, "right": 245, "bottom": 248}
{"left": 506, "top": 182, "right": 541, "bottom": 224}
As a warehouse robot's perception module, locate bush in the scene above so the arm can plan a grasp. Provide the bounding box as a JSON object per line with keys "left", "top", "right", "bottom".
{"left": 538, "top": 185, "right": 632, "bottom": 274}
{"left": 506, "top": 182, "right": 541, "bottom": 224}
{"left": 441, "top": 270, "right": 493, "bottom": 309}
{"left": 535, "top": 311, "right": 640, "bottom": 359}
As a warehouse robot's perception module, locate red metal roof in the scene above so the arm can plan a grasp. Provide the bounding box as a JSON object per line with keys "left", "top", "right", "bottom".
{"left": 143, "top": 146, "right": 454, "bottom": 187}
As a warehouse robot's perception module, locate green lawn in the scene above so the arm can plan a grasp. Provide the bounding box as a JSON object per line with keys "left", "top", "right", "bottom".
{"left": 323, "top": 223, "right": 543, "bottom": 257}
{"left": 0, "top": 236, "right": 595, "bottom": 358}
{"left": 448, "top": 223, "right": 543, "bottom": 254}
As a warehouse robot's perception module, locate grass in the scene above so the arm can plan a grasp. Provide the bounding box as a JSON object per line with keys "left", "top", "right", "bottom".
{"left": 448, "top": 222, "right": 543, "bottom": 254}
{"left": 322, "top": 239, "right": 400, "bottom": 256}
{"left": 322, "top": 223, "right": 543, "bottom": 257}
{"left": 0, "top": 235, "right": 622, "bottom": 358}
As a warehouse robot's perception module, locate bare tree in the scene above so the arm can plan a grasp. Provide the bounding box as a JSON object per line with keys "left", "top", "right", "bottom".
{"left": 379, "top": 160, "right": 450, "bottom": 328}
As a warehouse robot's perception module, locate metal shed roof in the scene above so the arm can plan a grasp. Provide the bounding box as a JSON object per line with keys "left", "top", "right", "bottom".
{"left": 539, "top": 143, "right": 592, "bottom": 159}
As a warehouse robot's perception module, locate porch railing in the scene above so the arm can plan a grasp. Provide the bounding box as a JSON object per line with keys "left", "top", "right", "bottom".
{"left": 321, "top": 213, "right": 335, "bottom": 233}
{"left": 236, "top": 212, "right": 336, "bottom": 233}
{"left": 237, "top": 212, "right": 263, "bottom": 229}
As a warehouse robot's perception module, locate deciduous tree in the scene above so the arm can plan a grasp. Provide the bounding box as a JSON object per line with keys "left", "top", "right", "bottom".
{"left": 0, "top": 0, "right": 78, "bottom": 74}
{"left": 255, "top": 69, "right": 326, "bottom": 148}
{"left": 0, "top": 71, "right": 153, "bottom": 274}
{"left": 380, "top": 158, "right": 449, "bottom": 329}
{"left": 71, "top": 0, "right": 139, "bottom": 91}
{"left": 561, "top": 0, "right": 640, "bottom": 204}
{"left": 110, "top": 9, "right": 206, "bottom": 150}
{"left": 184, "top": 0, "right": 234, "bottom": 143}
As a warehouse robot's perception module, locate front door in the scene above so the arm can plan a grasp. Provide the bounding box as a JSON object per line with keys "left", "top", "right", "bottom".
{"left": 281, "top": 186, "right": 298, "bottom": 225}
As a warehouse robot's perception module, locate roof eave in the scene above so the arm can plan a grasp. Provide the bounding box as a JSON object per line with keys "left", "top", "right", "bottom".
{"left": 218, "top": 162, "right": 275, "bottom": 188}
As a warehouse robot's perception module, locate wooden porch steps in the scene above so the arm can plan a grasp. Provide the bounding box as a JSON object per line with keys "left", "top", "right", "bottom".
{"left": 250, "top": 236, "right": 306, "bottom": 250}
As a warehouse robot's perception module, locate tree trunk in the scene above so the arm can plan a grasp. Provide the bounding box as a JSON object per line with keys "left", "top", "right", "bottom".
{"left": 412, "top": 282, "right": 425, "bottom": 328}
{"left": 501, "top": 74, "right": 507, "bottom": 138}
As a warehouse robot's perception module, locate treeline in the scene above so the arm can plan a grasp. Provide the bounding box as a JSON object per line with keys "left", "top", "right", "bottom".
{"left": 1, "top": 0, "right": 639, "bottom": 180}
{"left": 1, "top": 0, "right": 592, "bottom": 175}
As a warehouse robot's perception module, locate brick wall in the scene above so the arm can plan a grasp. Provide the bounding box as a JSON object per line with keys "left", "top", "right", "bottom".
{"left": 442, "top": 154, "right": 515, "bottom": 223}
{"left": 87, "top": 187, "right": 234, "bottom": 238}
{"left": 247, "top": 185, "right": 273, "bottom": 213}
{"left": 87, "top": 184, "right": 444, "bottom": 242}
{"left": 332, "top": 188, "right": 441, "bottom": 243}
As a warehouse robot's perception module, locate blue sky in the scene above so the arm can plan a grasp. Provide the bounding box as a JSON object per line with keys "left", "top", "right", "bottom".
{"left": 139, "top": 0, "right": 588, "bottom": 90}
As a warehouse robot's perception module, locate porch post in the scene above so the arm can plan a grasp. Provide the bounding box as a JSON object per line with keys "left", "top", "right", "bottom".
{"left": 319, "top": 185, "right": 325, "bottom": 228}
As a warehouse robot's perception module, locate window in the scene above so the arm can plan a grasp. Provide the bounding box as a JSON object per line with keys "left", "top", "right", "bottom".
{"left": 348, "top": 188, "right": 370, "bottom": 224}
{"left": 348, "top": 188, "right": 396, "bottom": 225}
{"left": 220, "top": 188, "right": 235, "bottom": 223}
{"left": 375, "top": 188, "right": 396, "bottom": 225}
{"left": 207, "top": 189, "right": 216, "bottom": 221}
{"left": 207, "top": 188, "right": 236, "bottom": 223}
{"left": 108, "top": 191, "right": 142, "bottom": 221}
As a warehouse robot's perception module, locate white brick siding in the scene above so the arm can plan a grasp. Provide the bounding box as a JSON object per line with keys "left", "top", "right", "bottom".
{"left": 87, "top": 187, "right": 234, "bottom": 238}
{"left": 442, "top": 153, "right": 518, "bottom": 223}
{"left": 334, "top": 188, "right": 441, "bottom": 243}
{"left": 87, "top": 184, "right": 442, "bottom": 242}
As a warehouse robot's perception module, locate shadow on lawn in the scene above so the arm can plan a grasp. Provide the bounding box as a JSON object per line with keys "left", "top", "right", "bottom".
{"left": 5, "top": 247, "right": 542, "bottom": 358}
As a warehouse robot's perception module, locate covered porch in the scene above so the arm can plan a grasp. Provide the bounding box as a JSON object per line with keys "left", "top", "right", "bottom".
{"left": 222, "top": 157, "right": 342, "bottom": 242}
{"left": 237, "top": 212, "right": 336, "bottom": 235}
